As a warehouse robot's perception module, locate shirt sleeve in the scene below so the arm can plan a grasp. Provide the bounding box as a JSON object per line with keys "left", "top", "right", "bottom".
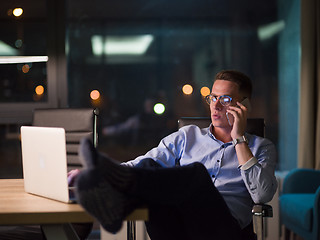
{"left": 240, "top": 137, "right": 278, "bottom": 203}
{"left": 122, "top": 129, "right": 185, "bottom": 167}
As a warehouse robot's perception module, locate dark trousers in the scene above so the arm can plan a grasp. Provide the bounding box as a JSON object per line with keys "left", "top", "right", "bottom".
{"left": 134, "top": 158, "right": 256, "bottom": 240}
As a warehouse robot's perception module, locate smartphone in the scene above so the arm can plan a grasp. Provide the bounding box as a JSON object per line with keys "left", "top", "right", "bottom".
{"left": 226, "top": 98, "right": 252, "bottom": 126}
{"left": 240, "top": 98, "right": 252, "bottom": 112}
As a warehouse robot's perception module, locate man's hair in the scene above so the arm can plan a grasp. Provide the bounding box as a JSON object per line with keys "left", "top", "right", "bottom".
{"left": 214, "top": 70, "right": 252, "bottom": 99}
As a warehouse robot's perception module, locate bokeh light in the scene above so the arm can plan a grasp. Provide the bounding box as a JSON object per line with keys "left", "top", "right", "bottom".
{"left": 200, "top": 86, "right": 211, "bottom": 97}
{"left": 90, "top": 90, "right": 100, "bottom": 100}
{"left": 35, "top": 85, "right": 44, "bottom": 95}
{"left": 22, "top": 64, "right": 30, "bottom": 73}
{"left": 182, "top": 84, "right": 193, "bottom": 95}
{"left": 13, "top": 8, "right": 23, "bottom": 17}
{"left": 153, "top": 103, "right": 165, "bottom": 115}
{"left": 7, "top": 9, "right": 13, "bottom": 17}
{"left": 15, "top": 39, "right": 23, "bottom": 48}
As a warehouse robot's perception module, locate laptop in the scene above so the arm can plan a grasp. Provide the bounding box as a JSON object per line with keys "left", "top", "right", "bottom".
{"left": 20, "top": 126, "right": 76, "bottom": 203}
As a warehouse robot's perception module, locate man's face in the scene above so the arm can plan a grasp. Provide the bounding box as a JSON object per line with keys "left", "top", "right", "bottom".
{"left": 209, "top": 80, "right": 241, "bottom": 128}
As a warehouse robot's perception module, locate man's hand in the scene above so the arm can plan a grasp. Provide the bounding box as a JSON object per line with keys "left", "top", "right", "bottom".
{"left": 227, "top": 102, "right": 254, "bottom": 166}
{"left": 226, "top": 101, "right": 248, "bottom": 139}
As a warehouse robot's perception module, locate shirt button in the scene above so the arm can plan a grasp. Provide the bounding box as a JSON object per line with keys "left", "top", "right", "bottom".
{"left": 217, "top": 160, "right": 220, "bottom": 162}
{"left": 212, "top": 174, "right": 215, "bottom": 178}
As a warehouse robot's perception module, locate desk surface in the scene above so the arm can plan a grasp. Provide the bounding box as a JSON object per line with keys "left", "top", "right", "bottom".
{"left": 0, "top": 179, "right": 148, "bottom": 225}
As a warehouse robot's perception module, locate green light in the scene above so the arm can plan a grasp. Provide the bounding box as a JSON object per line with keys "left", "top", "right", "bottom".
{"left": 153, "top": 103, "right": 165, "bottom": 115}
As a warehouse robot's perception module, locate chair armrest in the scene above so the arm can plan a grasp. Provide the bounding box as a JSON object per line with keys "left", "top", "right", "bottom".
{"left": 252, "top": 204, "right": 273, "bottom": 217}
{"left": 282, "top": 169, "right": 320, "bottom": 194}
{"left": 252, "top": 204, "right": 273, "bottom": 239}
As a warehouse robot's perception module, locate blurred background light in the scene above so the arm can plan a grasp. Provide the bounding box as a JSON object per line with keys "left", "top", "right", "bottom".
{"left": 91, "top": 34, "right": 154, "bottom": 56}
{"left": 91, "top": 35, "right": 104, "bottom": 56}
{"left": 90, "top": 90, "right": 100, "bottom": 100}
{"left": 0, "top": 41, "right": 19, "bottom": 55}
{"left": 15, "top": 39, "right": 23, "bottom": 48}
{"left": 35, "top": 85, "right": 44, "bottom": 95}
{"left": 153, "top": 103, "right": 165, "bottom": 115}
{"left": 13, "top": 8, "right": 23, "bottom": 17}
{"left": 0, "top": 56, "right": 48, "bottom": 64}
{"left": 7, "top": 9, "right": 13, "bottom": 17}
{"left": 182, "top": 84, "right": 193, "bottom": 95}
{"left": 258, "top": 20, "right": 285, "bottom": 41}
{"left": 22, "top": 64, "right": 30, "bottom": 73}
{"left": 200, "top": 86, "right": 210, "bottom": 97}
{"left": 105, "top": 35, "right": 153, "bottom": 55}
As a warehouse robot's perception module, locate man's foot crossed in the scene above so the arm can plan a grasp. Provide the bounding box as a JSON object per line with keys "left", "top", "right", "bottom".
{"left": 75, "top": 138, "right": 138, "bottom": 233}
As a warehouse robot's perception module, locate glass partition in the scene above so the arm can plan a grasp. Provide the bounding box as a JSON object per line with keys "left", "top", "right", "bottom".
{"left": 0, "top": 0, "right": 300, "bottom": 179}
{"left": 0, "top": 2, "right": 48, "bottom": 104}
{"left": 66, "top": 0, "right": 282, "bottom": 161}
{"left": 0, "top": 0, "right": 50, "bottom": 178}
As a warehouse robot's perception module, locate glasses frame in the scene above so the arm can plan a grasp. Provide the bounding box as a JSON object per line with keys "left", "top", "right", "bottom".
{"left": 205, "top": 94, "right": 233, "bottom": 106}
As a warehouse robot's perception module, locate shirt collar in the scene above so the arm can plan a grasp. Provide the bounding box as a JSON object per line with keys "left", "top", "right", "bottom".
{"left": 207, "top": 123, "right": 250, "bottom": 146}
{"left": 208, "top": 123, "right": 215, "bottom": 138}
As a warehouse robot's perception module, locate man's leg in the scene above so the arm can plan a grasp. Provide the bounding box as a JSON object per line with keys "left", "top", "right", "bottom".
{"left": 133, "top": 158, "right": 242, "bottom": 239}
{"left": 133, "top": 158, "right": 191, "bottom": 240}
{"left": 145, "top": 205, "right": 191, "bottom": 240}
{"left": 76, "top": 138, "right": 243, "bottom": 239}
{"left": 129, "top": 158, "right": 243, "bottom": 239}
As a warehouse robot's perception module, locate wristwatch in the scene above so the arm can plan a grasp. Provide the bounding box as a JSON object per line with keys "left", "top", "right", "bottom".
{"left": 232, "top": 135, "right": 248, "bottom": 147}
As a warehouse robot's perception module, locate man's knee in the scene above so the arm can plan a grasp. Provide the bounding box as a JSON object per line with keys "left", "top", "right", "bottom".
{"left": 135, "top": 158, "right": 162, "bottom": 169}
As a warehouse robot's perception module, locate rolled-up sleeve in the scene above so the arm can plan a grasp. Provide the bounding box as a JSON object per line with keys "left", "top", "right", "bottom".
{"left": 241, "top": 138, "right": 278, "bottom": 203}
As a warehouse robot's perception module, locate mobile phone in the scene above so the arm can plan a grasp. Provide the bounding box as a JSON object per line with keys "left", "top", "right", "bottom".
{"left": 240, "top": 98, "right": 252, "bottom": 112}
{"left": 226, "top": 98, "right": 252, "bottom": 126}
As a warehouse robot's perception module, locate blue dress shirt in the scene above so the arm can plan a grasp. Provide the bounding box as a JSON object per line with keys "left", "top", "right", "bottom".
{"left": 124, "top": 124, "right": 278, "bottom": 228}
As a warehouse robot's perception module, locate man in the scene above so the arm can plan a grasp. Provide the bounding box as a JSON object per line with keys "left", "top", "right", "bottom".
{"left": 76, "top": 70, "right": 278, "bottom": 240}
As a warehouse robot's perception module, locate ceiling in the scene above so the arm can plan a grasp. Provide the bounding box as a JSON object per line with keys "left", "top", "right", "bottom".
{"left": 0, "top": 0, "right": 277, "bottom": 26}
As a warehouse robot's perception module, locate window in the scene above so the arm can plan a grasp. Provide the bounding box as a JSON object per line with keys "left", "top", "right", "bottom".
{"left": 0, "top": 0, "right": 56, "bottom": 178}
{"left": 66, "top": 0, "right": 285, "bottom": 161}
{"left": 0, "top": 0, "right": 300, "bottom": 178}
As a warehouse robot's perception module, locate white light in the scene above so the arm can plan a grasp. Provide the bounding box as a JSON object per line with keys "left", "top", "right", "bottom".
{"left": 153, "top": 103, "right": 165, "bottom": 115}
{"left": 258, "top": 20, "right": 285, "bottom": 41}
{"left": 0, "top": 56, "right": 48, "bottom": 64}
{"left": 105, "top": 35, "right": 154, "bottom": 55}
{"left": 0, "top": 40, "right": 19, "bottom": 55}
{"left": 13, "top": 8, "right": 23, "bottom": 17}
{"left": 91, "top": 35, "right": 104, "bottom": 56}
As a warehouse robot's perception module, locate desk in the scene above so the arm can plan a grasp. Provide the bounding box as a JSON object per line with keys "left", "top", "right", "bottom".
{"left": 0, "top": 179, "right": 148, "bottom": 240}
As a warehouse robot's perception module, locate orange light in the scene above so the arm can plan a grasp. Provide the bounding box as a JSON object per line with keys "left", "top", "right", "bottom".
{"left": 182, "top": 84, "right": 193, "bottom": 95}
{"left": 7, "top": 9, "right": 13, "bottom": 17}
{"left": 200, "top": 86, "right": 210, "bottom": 97}
{"left": 35, "top": 85, "right": 44, "bottom": 95}
{"left": 22, "top": 64, "right": 30, "bottom": 73}
{"left": 90, "top": 90, "right": 100, "bottom": 100}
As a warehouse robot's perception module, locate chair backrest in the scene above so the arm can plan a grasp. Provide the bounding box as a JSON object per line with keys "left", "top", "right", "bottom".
{"left": 32, "top": 108, "right": 99, "bottom": 170}
{"left": 178, "top": 116, "right": 271, "bottom": 240}
{"left": 178, "top": 117, "right": 265, "bottom": 137}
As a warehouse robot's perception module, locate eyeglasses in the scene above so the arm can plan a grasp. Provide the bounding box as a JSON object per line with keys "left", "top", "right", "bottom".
{"left": 205, "top": 94, "right": 233, "bottom": 106}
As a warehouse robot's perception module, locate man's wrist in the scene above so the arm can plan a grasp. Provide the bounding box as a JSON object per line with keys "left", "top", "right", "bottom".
{"left": 232, "top": 135, "right": 248, "bottom": 147}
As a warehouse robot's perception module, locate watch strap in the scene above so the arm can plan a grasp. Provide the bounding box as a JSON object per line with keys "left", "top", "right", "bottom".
{"left": 232, "top": 135, "right": 248, "bottom": 147}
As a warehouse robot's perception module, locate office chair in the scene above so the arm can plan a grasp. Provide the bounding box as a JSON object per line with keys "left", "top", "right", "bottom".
{"left": 178, "top": 117, "right": 273, "bottom": 240}
{"left": 32, "top": 108, "right": 99, "bottom": 170}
